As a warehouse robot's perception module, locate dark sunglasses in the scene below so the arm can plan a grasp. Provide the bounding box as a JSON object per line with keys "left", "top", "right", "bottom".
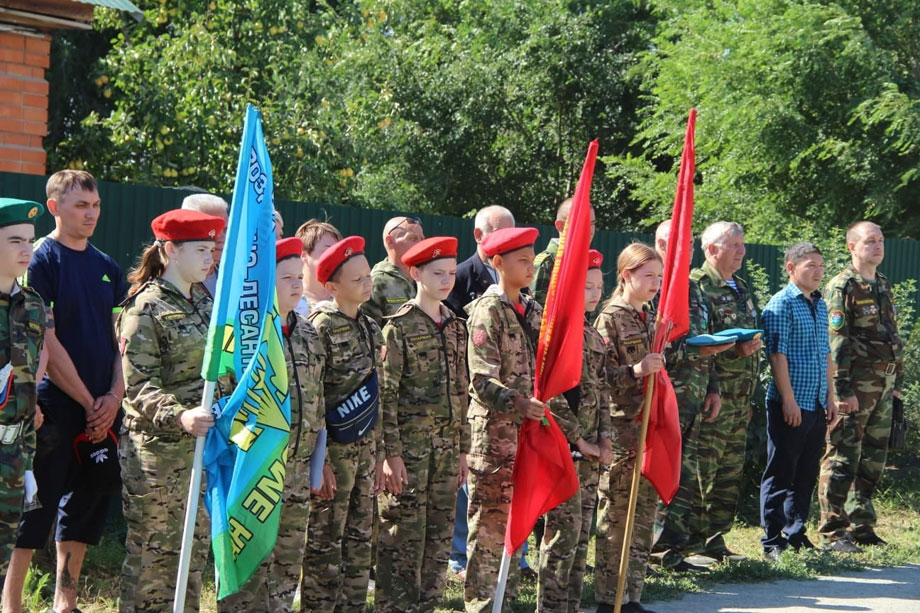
{"left": 387, "top": 216, "right": 423, "bottom": 235}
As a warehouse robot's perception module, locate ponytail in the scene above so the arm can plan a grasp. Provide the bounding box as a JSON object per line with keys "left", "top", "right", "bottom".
{"left": 128, "top": 242, "right": 167, "bottom": 295}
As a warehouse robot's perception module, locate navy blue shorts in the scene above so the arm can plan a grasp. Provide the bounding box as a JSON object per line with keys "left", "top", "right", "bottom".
{"left": 15, "top": 398, "right": 122, "bottom": 549}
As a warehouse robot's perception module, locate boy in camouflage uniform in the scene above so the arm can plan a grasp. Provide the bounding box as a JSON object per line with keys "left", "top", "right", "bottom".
{"left": 375, "top": 237, "right": 470, "bottom": 613}
{"left": 690, "top": 222, "right": 762, "bottom": 561}
{"left": 0, "top": 198, "right": 50, "bottom": 578}
{"left": 593, "top": 243, "right": 664, "bottom": 613}
{"left": 302, "top": 236, "right": 384, "bottom": 612}
{"left": 117, "top": 210, "right": 227, "bottom": 612}
{"left": 536, "top": 249, "right": 613, "bottom": 613}
{"left": 818, "top": 222, "right": 902, "bottom": 550}
{"left": 463, "top": 227, "right": 547, "bottom": 613}
{"left": 219, "top": 238, "right": 326, "bottom": 611}
{"left": 362, "top": 216, "right": 424, "bottom": 325}
{"left": 651, "top": 221, "right": 734, "bottom": 570}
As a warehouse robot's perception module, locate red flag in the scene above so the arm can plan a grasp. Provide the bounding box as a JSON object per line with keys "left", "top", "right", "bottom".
{"left": 642, "top": 109, "right": 696, "bottom": 503}
{"left": 503, "top": 140, "right": 598, "bottom": 554}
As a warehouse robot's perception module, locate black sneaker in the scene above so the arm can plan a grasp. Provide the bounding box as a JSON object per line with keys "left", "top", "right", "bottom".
{"left": 789, "top": 535, "right": 816, "bottom": 552}
{"left": 622, "top": 603, "right": 657, "bottom": 612}
{"left": 852, "top": 530, "right": 887, "bottom": 547}
{"left": 670, "top": 559, "right": 708, "bottom": 573}
{"left": 824, "top": 537, "right": 862, "bottom": 553}
{"left": 707, "top": 547, "right": 748, "bottom": 563}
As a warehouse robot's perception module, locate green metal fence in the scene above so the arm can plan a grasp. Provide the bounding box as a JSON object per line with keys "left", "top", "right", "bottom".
{"left": 3, "top": 171, "right": 919, "bottom": 308}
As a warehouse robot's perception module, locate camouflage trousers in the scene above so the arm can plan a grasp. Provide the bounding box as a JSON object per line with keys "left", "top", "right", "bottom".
{"left": 697, "top": 391, "right": 750, "bottom": 554}
{"left": 536, "top": 457, "right": 600, "bottom": 612}
{"left": 653, "top": 392, "right": 704, "bottom": 566}
{"left": 595, "top": 416, "right": 657, "bottom": 606}
{"left": 220, "top": 431, "right": 318, "bottom": 612}
{"left": 376, "top": 430, "right": 460, "bottom": 613}
{"left": 464, "top": 415, "right": 521, "bottom": 613}
{"left": 818, "top": 372, "right": 895, "bottom": 541}
{"left": 301, "top": 435, "right": 376, "bottom": 612}
{"left": 0, "top": 440, "right": 25, "bottom": 577}
{"left": 119, "top": 432, "right": 209, "bottom": 613}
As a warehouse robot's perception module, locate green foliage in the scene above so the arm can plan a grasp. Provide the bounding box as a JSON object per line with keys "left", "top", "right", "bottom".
{"left": 49, "top": 0, "right": 656, "bottom": 225}
{"left": 607, "top": 0, "right": 920, "bottom": 241}
{"left": 22, "top": 565, "right": 51, "bottom": 611}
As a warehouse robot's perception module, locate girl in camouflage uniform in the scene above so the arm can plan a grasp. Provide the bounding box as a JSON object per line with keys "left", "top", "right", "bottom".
{"left": 376, "top": 236, "right": 470, "bottom": 613}
{"left": 219, "top": 237, "right": 327, "bottom": 611}
{"left": 593, "top": 243, "right": 664, "bottom": 613}
{"left": 117, "top": 210, "right": 226, "bottom": 612}
{"left": 537, "top": 249, "right": 613, "bottom": 612}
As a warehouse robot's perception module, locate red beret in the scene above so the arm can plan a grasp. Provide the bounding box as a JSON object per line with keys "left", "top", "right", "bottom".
{"left": 151, "top": 209, "right": 226, "bottom": 242}
{"left": 276, "top": 237, "right": 303, "bottom": 262}
{"left": 402, "top": 236, "right": 459, "bottom": 268}
{"left": 480, "top": 227, "right": 539, "bottom": 257}
{"left": 588, "top": 249, "right": 604, "bottom": 269}
{"left": 316, "top": 236, "right": 365, "bottom": 284}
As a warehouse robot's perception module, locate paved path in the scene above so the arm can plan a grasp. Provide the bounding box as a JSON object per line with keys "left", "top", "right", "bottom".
{"left": 642, "top": 564, "right": 920, "bottom": 612}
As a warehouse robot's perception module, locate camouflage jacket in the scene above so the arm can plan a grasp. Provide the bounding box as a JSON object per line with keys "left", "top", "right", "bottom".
{"left": 691, "top": 260, "right": 761, "bottom": 396}
{"left": 0, "top": 284, "right": 51, "bottom": 467}
{"left": 825, "top": 264, "right": 904, "bottom": 396}
{"left": 284, "top": 310, "right": 326, "bottom": 459}
{"left": 594, "top": 295, "right": 655, "bottom": 420}
{"left": 552, "top": 319, "right": 613, "bottom": 445}
{"left": 530, "top": 238, "right": 559, "bottom": 307}
{"left": 361, "top": 258, "right": 416, "bottom": 326}
{"left": 118, "top": 280, "right": 221, "bottom": 436}
{"left": 466, "top": 285, "right": 542, "bottom": 460}
{"left": 308, "top": 301, "right": 384, "bottom": 459}
{"left": 664, "top": 279, "right": 720, "bottom": 403}
{"left": 380, "top": 301, "right": 470, "bottom": 458}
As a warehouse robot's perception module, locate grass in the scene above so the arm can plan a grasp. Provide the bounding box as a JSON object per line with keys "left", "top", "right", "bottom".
{"left": 16, "top": 461, "right": 920, "bottom": 612}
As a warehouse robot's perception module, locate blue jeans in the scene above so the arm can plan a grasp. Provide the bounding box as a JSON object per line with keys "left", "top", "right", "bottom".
{"left": 449, "top": 484, "right": 530, "bottom": 571}
{"left": 760, "top": 399, "right": 827, "bottom": 550}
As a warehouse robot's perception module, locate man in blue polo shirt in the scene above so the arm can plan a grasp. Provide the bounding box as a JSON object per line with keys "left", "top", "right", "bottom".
{"left": 760, "top": 241, "right": 836, "bottom": 560}
{"left": 3, "top": 170, "right": 127, "bottom": 613}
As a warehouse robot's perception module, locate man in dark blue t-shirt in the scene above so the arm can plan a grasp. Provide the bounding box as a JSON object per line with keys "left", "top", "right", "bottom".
{"left": 3, "top": 170, "right": 127, "bottom": 613}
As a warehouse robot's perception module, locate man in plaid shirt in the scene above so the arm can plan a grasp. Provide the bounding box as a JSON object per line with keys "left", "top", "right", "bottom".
{"left": 760, "top": 241, "right": 837, "bottom": 560}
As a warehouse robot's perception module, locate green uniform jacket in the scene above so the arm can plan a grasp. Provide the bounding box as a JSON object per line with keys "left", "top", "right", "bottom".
{"left": 825, "top": 263, "right": 904, "bottom": 397}
{"left": 361, "top": 259, "right": 416, "bottom": 326}
{"left": 594, "top": 295, "right": 655, "bottom": 420}
{"left": 381, "top": 301, "right": 471, "bottom": 458}
{"left": 691, "top": 261, "right": 761, "bottom": 397}
{"left": 283, "top": 310, "right": 326, "bottom": 460}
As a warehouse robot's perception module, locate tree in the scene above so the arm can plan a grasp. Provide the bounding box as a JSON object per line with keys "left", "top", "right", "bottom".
{"left": 49, "top": 0, "right": 656, "bottom": 226}
{"left": 607, "top": 0, "right": 920, "bottom": 241}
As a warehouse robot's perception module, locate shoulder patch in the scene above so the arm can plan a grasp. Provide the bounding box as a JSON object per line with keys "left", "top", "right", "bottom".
{"left": 829, "top": 310, "right": 844, "bottom": 330}
{"left": 472, "top": 329, "right": 488, "bottom": 347}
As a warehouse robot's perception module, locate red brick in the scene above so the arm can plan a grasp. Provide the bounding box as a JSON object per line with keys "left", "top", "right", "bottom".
{"left": 0, "top": 75, "right": 22, "bottom": 91}
{"left": 0, "top": 131, "right": 30, "bottom": 146}
{"left": 0, "top": 104, "right": 21, "bottom": 120}
{"left": 22, "top": 93, "right": 44, "bottom": 109}
{"left": 20, "top": 161, "right": 44, "bottom": 175}
{"left": 20, "top": 79, "right": 48, "bottom": 95}
{"left": 24, "top": 36, "right": 51, "bottom": 56}
{"left": 0, "top": 62, "right": 32, "bottom": 78}
{"left": 24, "top": 52, "right": 50, "bottom": 70}
{"left": 22, "top": 106, "right": 45, "bottom": 123}
{"left": 20, "top": 147, "right": 45, "bottom": 164}
{"left": 0, "top": 33, "right": 24, "bottom": 50}
{"left": 29, "top": 135, "right": 43, "bottom": 148}
{"left": 21, "top": 121, "right": 46, "bottom": 136}
{"left": 0, "top": 160, "right": 21, "bottom": 173}
{"left": 30, "top": 67, "right": 46, "bottom": 79}
{"left": 0, "top": 145, "right": 19, "bottom": 160}
{"left": 1, "top": 92, "right": 21, "bottom": 107}
{"left": 0, "top": 48, "right": 23, "bottom": 64}
{"left": 0, "top": 118, "right": 22, "bottom": 133}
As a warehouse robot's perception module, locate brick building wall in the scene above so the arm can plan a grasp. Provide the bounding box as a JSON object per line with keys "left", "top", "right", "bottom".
{"left": 0, "top": 30, "right": 51, "bottom": 175}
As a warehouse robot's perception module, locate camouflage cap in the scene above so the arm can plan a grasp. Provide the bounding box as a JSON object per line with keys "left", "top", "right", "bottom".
{"left": 0, "top": 197, "right": 44, "bottom": 228}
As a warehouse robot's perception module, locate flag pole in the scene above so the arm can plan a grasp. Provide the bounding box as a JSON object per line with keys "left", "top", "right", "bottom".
{"left": 492, "top": 546, "right": 513, "bottom": 613}
{"left": 173, "top": 379, "right": 217, "bottom": 613}
{"left": 613, "top": 319, "right": 669, "bottom": 613}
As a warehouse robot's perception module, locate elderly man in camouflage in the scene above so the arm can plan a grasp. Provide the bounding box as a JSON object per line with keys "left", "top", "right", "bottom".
{"left": 362, "top": 216, "right": 425, "bottom": 326}
{"left": 651, "top": 220, "right": 735, "bottom": 572}
{"left": 690, "top": 221, "right": 763, "bottom": 563}
{"left": 818, "top": 221, "right": 903, "bottom": 551}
